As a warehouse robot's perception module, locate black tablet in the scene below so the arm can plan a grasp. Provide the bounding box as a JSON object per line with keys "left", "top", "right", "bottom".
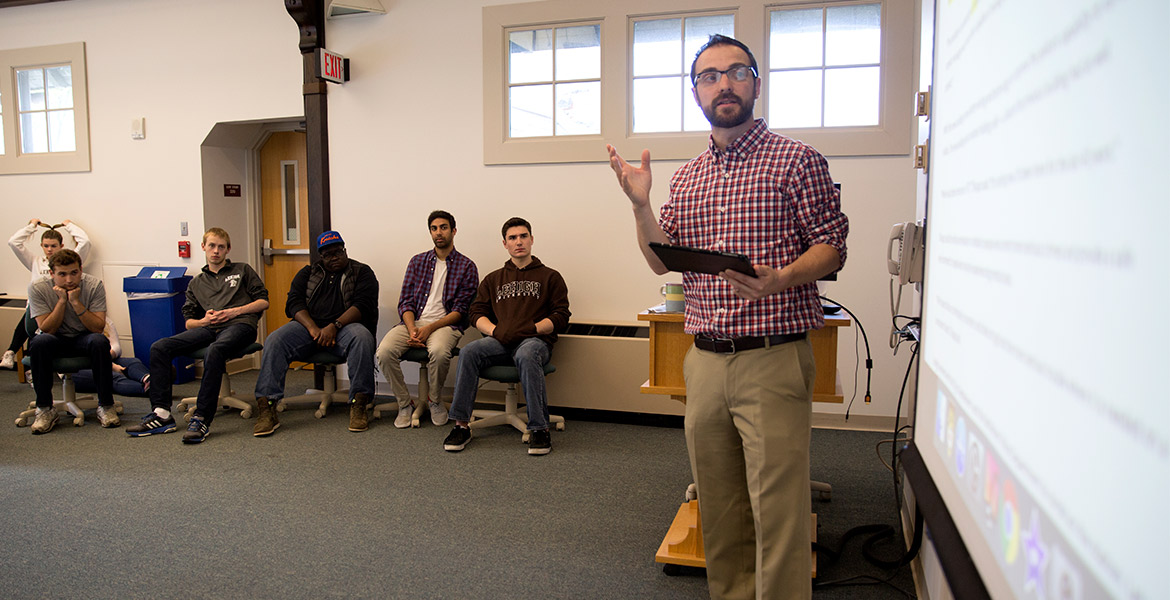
{"left": 648, "top": 242, "right": 757, "bottom": 277}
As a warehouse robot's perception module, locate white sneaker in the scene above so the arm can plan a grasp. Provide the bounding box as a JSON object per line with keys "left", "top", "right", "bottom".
{"left": 0, "top": 350, "right": 14, "bottom": 369}
{"left": 394, "top": 404, "right": 414, "bottom": 429}
{"left": 96, "top": 405, "right": 121, "bottom": 428}
{"left": 31, "top": 407, "right": 59, "bottom": 434}
{"left": 429, "top": 401, "right": 449, "bottom": 426}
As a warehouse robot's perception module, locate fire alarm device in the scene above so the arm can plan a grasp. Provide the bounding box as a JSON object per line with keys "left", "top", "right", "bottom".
{"left": 178, "top": 241, "right": 191, "bottom": 258}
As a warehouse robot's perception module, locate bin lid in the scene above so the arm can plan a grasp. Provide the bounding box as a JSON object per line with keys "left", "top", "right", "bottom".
{"left": 123, "top": 267, "right": 191, "bottom": 293}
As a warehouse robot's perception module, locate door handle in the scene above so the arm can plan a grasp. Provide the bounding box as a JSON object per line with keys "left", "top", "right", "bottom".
{"left": 262, "top": 238, "right": 309, "bottom": 266}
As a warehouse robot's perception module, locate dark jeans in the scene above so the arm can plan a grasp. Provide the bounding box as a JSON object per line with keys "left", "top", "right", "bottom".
{"left": 29, "top": 331, "right": 114, "bottom": 409}
{"left": 149, "top": 323, "right": 256, "bottom": 425}
{"left": 7, "top": 318, "right": 28, "bottom": 353}
{"left": 448, "top": 336, "right": 552, "bottom": 431}
{"left": 74, "top": 357, "right": 149, "bottom": 397}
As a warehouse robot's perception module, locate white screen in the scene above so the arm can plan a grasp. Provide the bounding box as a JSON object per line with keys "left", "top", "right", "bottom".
{"left": 916, "top": 0, "right": 1169, "bottom": 598}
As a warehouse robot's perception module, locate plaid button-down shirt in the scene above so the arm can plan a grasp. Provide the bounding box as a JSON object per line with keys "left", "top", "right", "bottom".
{"left": 397, "top": 248, "right": 479, "bottom": 332}
{"left": 661, "top": 119, "right": 849, "bottom": 338}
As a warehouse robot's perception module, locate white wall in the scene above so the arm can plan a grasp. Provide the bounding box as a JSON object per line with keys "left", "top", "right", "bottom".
{"left": 1, "top": 0, "right": 919, "bottom": 424}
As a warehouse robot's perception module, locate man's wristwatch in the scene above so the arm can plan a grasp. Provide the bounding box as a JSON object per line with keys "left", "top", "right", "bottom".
{"left": 333, "top": 320, "right": 343, "bottom": 329}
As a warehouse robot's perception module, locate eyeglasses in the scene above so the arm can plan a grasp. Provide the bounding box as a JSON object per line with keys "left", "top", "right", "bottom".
{"left": 320, "top": 246, "right": 346, "bottom": 259}
{"left": 693, "top": 65, "right": 758, "bottom": 87}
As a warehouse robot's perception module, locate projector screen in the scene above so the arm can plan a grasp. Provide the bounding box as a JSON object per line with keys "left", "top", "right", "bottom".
{"left": 910, "top": 1, "right": 1169, "bottom": 599}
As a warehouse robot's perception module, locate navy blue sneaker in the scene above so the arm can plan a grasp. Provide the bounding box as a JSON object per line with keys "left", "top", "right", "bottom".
{"left": 126, "top": 413, "right": 177, "bottom": 437}
{"left": 182, "top": 416, "right": 209, "bottom": 444}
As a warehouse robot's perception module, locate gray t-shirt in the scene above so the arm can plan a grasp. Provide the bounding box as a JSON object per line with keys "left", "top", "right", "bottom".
{"left": 28, "top": 273, "right": 107, "bottom": 337}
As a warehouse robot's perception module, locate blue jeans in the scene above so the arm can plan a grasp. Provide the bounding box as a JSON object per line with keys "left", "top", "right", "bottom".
{"left": 149, "top": 323, "right": 257, "bottom": 424}
{"left": 29, "top": 331, "right": 114, "bottom": 409}
{"left": 74, "top": 357, "right": 150, "bottom": 397}
{"left": 255, "top": 321, "right": 376, "bottom": 402}
{"left": 448, "top": 336, "right": 552, "bottom": 431}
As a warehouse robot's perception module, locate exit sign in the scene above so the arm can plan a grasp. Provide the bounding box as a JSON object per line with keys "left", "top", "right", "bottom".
{"left": 317, "top": 49, "right": 350, "bottom": 84}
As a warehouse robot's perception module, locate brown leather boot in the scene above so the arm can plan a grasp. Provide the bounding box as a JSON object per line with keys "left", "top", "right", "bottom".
{"left": 254, "top": 397, "right": 280, "bottom": 437}
{"left": 348, "top": 393, "right": 370, "bottom": 432}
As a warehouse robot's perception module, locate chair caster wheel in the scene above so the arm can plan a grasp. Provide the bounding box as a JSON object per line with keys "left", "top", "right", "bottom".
{"left": 240, "top": 408, "right": 252, "bottom": 419}
{"left": 522, "top": 432, "right": 531, "bottom": 443}
{"left": 314, "top": 409, "right": 326, "bottom": 419}
{"left": 555, "top": 423, "right": 565, "bottom": 431}
{"left": 73, "top": 416, "right": 84, "bottom": 426}
{"left": 411, "top": 419, "right": 420, "bottom": 428}
{"left": 16, "top": 417, "right": 28, "bottom": 427}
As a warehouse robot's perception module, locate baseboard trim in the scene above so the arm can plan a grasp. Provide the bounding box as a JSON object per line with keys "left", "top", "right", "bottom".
{"left": 812, "top": 412, "right": 900, "bottom": 432}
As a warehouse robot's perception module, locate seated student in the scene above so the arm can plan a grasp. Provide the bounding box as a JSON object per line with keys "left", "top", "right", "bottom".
{"left": 375, "top": 210, "right": 478, "bottom": 428}
{"left": 26, "top": 248, "right": 119, "bottom": 434}
{"left": 2, "top": 218, "right": 91, "bottom": 370}
{"left": 72, "top": 318, "right": 151, "bottom": 397}
{"left": 253, "top": 231, "right": 379, "bottom": 436}
{"left": 443, "top": 217, "right": 570, "bottom": 455}
{"left": 126, "top": 227, "right": 268, "bottom": 444}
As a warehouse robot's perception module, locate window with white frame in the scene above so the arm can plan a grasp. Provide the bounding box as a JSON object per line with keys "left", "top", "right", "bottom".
{"left": 631, "top": 13, "right": 734, "bottom": 133}
{"left": 483, "top": 0, "right": 911, "bottom": 165}
{"left": 769, "top": 3, "right": 882, "bottom": 128}
{"left": 0, "top": 42, "right": 91, "bottom": 175}
{"left": 507, "top": 24, "right": 602, "bottom": 138}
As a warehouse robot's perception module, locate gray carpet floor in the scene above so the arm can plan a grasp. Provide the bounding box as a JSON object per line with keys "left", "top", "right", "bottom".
{"left": 0, "top": 367, "right": 915, "bottom": 599}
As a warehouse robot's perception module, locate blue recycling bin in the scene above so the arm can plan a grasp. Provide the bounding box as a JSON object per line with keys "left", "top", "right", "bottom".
{"left": 124, "top": 267, "right": 194, "bottom": 383}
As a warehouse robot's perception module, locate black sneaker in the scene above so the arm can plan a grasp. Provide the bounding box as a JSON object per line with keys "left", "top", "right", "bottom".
{"left": 126, "top": 413, "right": 176, "bottom": 437}
{"left": 182, "top": 416, "right": 209, "bottom": 444}
{"left": 528, "top": 428, "right": 551, "bottom": 455}
{"left": 443, "top": 425, "right": 472, "bottom": 452}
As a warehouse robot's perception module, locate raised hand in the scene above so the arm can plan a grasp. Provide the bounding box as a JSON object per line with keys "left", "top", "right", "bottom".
{"left": 607, "top": 145, "right": 653, "bottom": 208}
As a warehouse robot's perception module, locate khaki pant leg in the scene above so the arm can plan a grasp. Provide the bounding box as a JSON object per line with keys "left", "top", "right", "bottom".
{"left": 375, "top": 324, "right": 413, "bottom": 408}
{"left": 684, "top": 347, "right": 756, "bottom": 600}
{"left": 423, "top": 326, "right": 462, "bottom": 404}
{"left": 734, "top": 339, "right": 815, "bottom": 600}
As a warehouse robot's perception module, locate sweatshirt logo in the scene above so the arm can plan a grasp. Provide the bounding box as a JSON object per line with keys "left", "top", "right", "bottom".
{"left": 225, "top": 273, "right": 241, "bottom": 288}
{"left": 496, "top": 280, "right": 541, "bottom": 301}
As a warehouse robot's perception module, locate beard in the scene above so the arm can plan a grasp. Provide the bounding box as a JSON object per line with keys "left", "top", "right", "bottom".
{"left": 703, "top": 92, "right": 755, "bottom": 128}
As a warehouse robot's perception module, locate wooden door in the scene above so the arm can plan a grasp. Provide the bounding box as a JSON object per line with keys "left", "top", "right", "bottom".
{"left": 259, "top": 131, "right": 310, "bottom": 338}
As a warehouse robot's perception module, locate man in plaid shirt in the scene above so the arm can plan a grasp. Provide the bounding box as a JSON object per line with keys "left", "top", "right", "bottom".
{"left": 376, "top": 210, "right": 479, "bottom": 428}
{"left": 608, "top": 34, "right": 848, "bottom": 600}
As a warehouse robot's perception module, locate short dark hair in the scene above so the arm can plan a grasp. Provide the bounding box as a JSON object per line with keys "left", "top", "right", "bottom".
{"left": 501, "top": 217, "right": 531, "bottom": 238}
{"left": 428, "top": 210, "right": 456, "bottom": 230}
{"left": 690, "top": 34, "right": 759, "bottom": 87}
{"left": 41, "top": 228, "right": 64, "bottom": 245}
{"left": 48, "top": 248, "right": 81, "bottom": 271}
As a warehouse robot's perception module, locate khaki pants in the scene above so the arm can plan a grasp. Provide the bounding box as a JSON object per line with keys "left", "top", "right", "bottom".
{"left": 683, "top": 338, "right": 815, "bottom": 600}
{"left": 375, "top": 323, "right": 462, "bottom": 407}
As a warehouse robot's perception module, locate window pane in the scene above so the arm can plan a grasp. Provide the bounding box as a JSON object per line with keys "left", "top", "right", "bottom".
{"left": 770, "top": 9, "right": 823, "bottom": 69}
{"left": 826, "top": 4, "right": 881, "bottom": 66}
{"left": 509, "top": 29, "right": 552, "bottom": 84}
{"left": 555, "top": 25, "right": 600, "bottom": 80}
{"left": 509, "top": 84, "right": 553, "bottom": 137}
{"left": 633, "top": 19, "right": 682, "bottom": 77}
{"left": 17, "top": 68, "right": 46, "bottom": 111}
{"left": 20, "top": 111, "right": 48, "bottom": 153}
{"left": 633, "top": 76, "right": 683, "bottom": 133}
{"left": 45, "top": 65, "right": 73, "bottom": 110}
{"left": 824, "top": 66, "right": 879, "bottom": 126}
{"left": 282, "top": 162, "right": 299, "bottom": 244}
{"left": 769, "top": 70, "right": 822, "bottom": 128}
{"left": 684, "top": 85, "right": 709, "bottom": 132}
{"left": 555, "top": 81, "right": 600, "bottom": 135}
{"left": 684, "top": 14, "right": 735, "bottom": 72}
{"left": 47, "top": 110, "right": 75, "bottom": 152}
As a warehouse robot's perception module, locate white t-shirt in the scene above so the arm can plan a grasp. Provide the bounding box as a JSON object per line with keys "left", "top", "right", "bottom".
{"left": 416, "top": 257, "right": 448, "bottom": 325}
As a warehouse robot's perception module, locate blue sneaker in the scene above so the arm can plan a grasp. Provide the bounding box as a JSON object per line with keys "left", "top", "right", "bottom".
{"left": 182, "top": 416, "right": 209, "bottom": 444}
{"left": 126, "top": 413, "right": 177, "bottom": 437}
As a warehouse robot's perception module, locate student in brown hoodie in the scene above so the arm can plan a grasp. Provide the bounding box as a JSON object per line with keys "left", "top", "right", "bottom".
{"left": 442, "top": 217, "right": 570, "bottom": 456}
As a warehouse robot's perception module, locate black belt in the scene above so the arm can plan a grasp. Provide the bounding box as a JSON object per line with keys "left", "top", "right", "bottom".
{"left": 694, "top": 332, "right": 806, "bottom": 354}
